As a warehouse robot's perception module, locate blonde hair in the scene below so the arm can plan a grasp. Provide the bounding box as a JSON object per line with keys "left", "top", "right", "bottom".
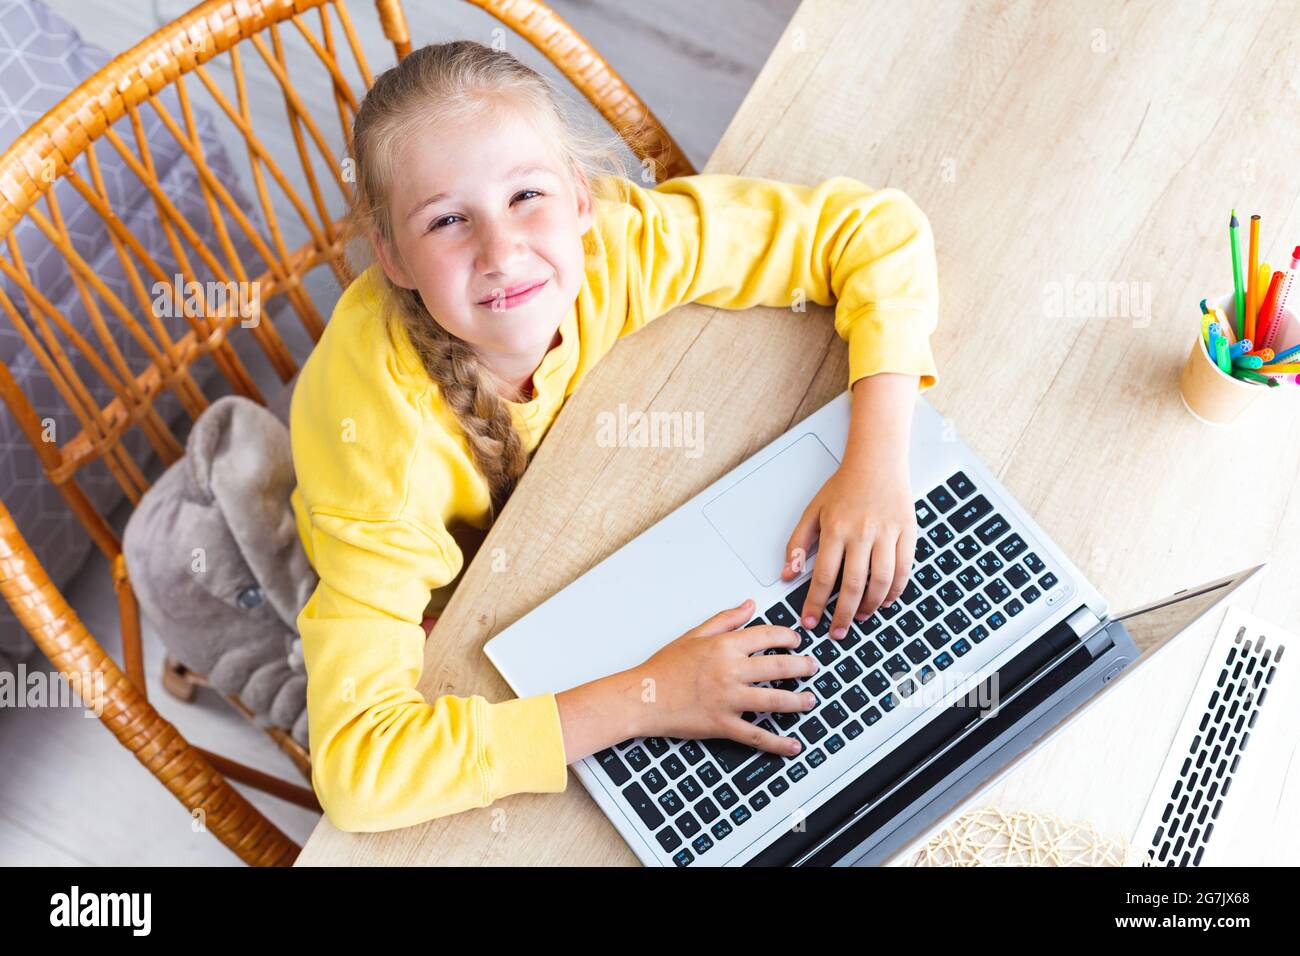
{"left": 348, "top": 41, "right": 634, "bottom": 514}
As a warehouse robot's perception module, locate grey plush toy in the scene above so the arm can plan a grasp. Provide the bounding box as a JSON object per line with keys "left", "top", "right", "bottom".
{"left": 123, "top": 392, "right": 317, "bottom": 749}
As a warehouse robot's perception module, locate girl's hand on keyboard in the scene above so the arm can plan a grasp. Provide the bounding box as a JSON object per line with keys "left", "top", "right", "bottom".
{"left": 781, "top": 455, "right": 917, "bottom": 641}
{"left": 630, "top": 598, "right": 817, "bottom": 757}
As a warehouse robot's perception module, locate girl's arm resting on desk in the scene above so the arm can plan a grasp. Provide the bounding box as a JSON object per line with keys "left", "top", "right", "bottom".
{"left": 300, "top": 512, "right": 570, "bottom": 832}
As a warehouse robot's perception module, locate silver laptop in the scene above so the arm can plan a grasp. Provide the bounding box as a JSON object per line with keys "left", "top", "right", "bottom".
{"left": 485, "top": 392, "right": 1140, "bottom": 866}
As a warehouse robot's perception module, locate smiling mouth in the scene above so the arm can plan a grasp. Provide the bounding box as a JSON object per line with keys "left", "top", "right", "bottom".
{"left": 478, "top": 279, "right": 548, "bottom": 308}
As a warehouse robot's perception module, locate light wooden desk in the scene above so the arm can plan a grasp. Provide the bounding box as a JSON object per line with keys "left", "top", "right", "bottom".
{"left": 296, "top": 0, "right": 1300, "bottom": 865}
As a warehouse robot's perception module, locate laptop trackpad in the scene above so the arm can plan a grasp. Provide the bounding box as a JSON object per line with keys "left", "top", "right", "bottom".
{"left": 703, "top": 433, "right": 841, "bottom": 587}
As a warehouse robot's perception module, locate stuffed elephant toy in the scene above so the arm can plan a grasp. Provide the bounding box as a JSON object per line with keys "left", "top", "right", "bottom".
{"left": 123, "top": 393, "right": 317, "bottom": 749}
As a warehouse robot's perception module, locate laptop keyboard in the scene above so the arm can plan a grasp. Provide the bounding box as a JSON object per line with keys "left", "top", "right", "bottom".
{"left": 591, "top": 469, "right": 1069, "bottom": 866}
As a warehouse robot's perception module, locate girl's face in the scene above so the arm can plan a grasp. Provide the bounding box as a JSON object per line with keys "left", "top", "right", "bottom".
{"left": 374, "top": 107, "right": 594, "bottom": 386}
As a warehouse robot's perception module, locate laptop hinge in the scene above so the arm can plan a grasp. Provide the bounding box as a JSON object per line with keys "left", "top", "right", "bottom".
{"left": 1064, "top": 604, "right": 1103, "bottom": 642}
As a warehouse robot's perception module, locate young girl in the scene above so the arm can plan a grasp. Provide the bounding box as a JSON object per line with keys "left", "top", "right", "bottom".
{"left": 289, "top": 41, "right": 940, "bottom": 832}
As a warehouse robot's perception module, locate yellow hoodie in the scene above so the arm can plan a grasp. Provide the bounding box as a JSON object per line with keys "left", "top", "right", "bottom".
{"left": 289, "top": 173, "right": 940, "bottom": 831}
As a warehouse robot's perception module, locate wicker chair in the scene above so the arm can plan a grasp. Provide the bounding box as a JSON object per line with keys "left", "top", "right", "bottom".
{"left": 0, "top": 0, "right": 692, "bottom": 866}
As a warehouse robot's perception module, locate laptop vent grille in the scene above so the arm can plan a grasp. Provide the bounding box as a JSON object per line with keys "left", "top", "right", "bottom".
{"left": 1145, "top": 626, "right": 1284, "bottom": 866}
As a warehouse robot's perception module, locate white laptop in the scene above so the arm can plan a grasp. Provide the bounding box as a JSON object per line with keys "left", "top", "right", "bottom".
{"left": 485, "top": 392, "right": 1141, "bottom": 866}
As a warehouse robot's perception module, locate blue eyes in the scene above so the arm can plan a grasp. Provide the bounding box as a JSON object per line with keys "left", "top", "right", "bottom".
{"left": 427, "top": 190, "right": 543, "bottom": 232}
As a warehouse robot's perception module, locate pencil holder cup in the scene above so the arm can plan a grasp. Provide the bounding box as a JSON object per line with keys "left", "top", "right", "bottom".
{"left": 1178, "top": 291, "right": 1298, "bottom": 425}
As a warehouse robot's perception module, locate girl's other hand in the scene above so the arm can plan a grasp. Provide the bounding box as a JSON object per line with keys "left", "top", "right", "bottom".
{"left": 629, "top": 599, "right": 816, "bottom": 757}
{"left": 780, "top": 457, "right": 917, "bottom": 640}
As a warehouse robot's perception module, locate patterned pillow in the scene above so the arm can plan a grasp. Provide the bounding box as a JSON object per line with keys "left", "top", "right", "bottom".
{"left": 0, "top": 0, "right": 268, "bottom": 673}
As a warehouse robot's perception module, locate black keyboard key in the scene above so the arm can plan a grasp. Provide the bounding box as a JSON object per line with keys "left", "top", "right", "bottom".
{"left": 898, "top": 610, "right": 924, "bottom": 636}
{"left": 711, "top": 819, "right": 733, "bottom": 841}
{"left": 865, "top": 669, "right": 890, "bottom": 695}
{"left": 814, "top": 672, "right": 843, "bottom": 697}
{"left": 914, "top": 538, "right": 935, "bottom": 562}
{"left": 734, "top": 752, "right": 785, "bottom": 795}
{"left": 934, "top": 651, "right": 954, "bottom": 670}
{"left": 883, "top": 653, "right": 911, "bottom": 677}
{"left": 672, "top": 848, "right": 694, "bottom": 867}
{"left": 622, "top": 782, "right": 665, "bottom": 830}
{"left": 1022, "top": 585, "right": 1042, "bottom": 604}
{"left": 964, "top": 592, "right": 992, "bottom": 617}
{"left": 1023, "top": 552, "right": 1046, "bottom": 574}
{"left": 926, "top": 523, "right": 955, "bottom": 546}
{"left": 786, "top": 578, "right": 813, "bottom": 616}
{"left": 730, "top": 805, "right": 751, "bottom": 826}
{"left": 774, "top": 710, "right": 800, "bottom": 730}
{"left": 956, "top": 567, "right": 985, "bottom": 590}
{"left": 954, "top": 535, "right": 981, "bottom": 560}
{"left": 935, "top": 549, "right": 962, "bottom": 576}
{"left": 698, "top": 762, "right": 722, "bottom": 787}
{"left": 769, "top": 777, "right": 790, "bottom": 798}
{"left": 937, "top": 581, "right": 964, "bottom": 606}
{"left": 879, "top": 692, "right": 898, "bottom": 712}
{"left": 661, "top": 754, "right": 686, "bottom": 779}
{"left": 975, "top": 514, "right": 1010, "bottom": 544}
{"left": 1005, "top": 564, "right": 1030, "bottom": 589}
{"left": 988, "top": 611, "right": 1007, "bottom": 630}
{"left": 918, "top": 595, "right": 945, "bottom": 621}
{"left": 949, "top": 494, "right": 993, "bottom": 533}
{"left": 855, "top": 642, "right": 883, "bottom": 666}
{"left": 702, "top": 739, "right": 756, "bottom": 774}
{"left": 680, "top": 740, "right": 705, "bottom": 765}
{"left": 863, "top": 706, "right": 882, "bottom": 726}
{"left": 677, "top": 812, "right": 701, "bottom": 837}
{"left": 843, "top": 685, "right": 870, "bottom": 712}
{"left": 692, "top": 834, "right": 714, "bottom": 855}
{"left": 714, "top": 783, "right": 738, "bottom": 809}
{"left": 914, "top": 566, "right": 942, "bottom": 590}
{"left": 595, "top": 748, "right": 631, "bottom": 786}
{"left": 943, "top": 608, "right": 973, "bottom": 633}
{"left": 918, "top": 664, "right": 935, "bottom": 684}
{"left": 947, "top": 471, "right": 976, "bottom": 498}
{"left": 657, "top": 827, "right": 682, "bottom": 852}
{"left": 997, "top": 533, "right": 1028, "bottom": 560}
{"left": 679, "top": 775, "right": 703, "bottom": 801}
{"left": 821, "top": 700, "right": 849, "bottom": 728}
{"left": 642, "top": 768, "right": 666, "bottom": 794}
{"left": 696, "top": 797, "right": 720, "bottom": 823}
{"left": 923, "top": 623, "right": 952, "bottom": 649}
{"left": 787, "top": 762, "right": 808, "bottom": 783}
{"left": 844, "top": 719, "right": 864, "bottom": 740}
{"left": 658, "top": 790, "right": 684, "bottom": 816}
{"left": 857, "top": 612, "right": 884, "bottom": 634}
{"left": 826, "top": 733, "right": 846, "bottom": 754}
{"left": 766, "top": 601, "right": 797, "bottom": 628}
{"left": 984, "top": 579, "right": 1011, "bottom": 602}
{"left": 904, "top": 639, "right": 931, "bottom": 665}
{"left": 927, "top": 486, "right": 957, "bottom": 513}
{"left": 878, "top": 599, "right": 903, "bottom": 620}
{"left": 951, "top": 638, "right": 972, "bottom": 657}
{"left": 976, "top": 552, "right": 1004, "bottom": 575}
{"left": 625, "top": 746, "right": 650, "bottom": 771}
{"left": 897, "top": 678, "right": 916, "bottom": 698}
{"left": 812, "top": 639, "right": 841, "bottom": 666}
{"left": 834, "top": 657, "right": 863, "bottom": 683}
{"left": 915, "top": 500, "right": 938, "bottom": 528}
{"left": 1039, "top": 571, "right": 1059, "bottom": 590}
{"left": 750, "top": 791, "right": 772, "bottom": 812}
{"left": 878, "top": 626, "right": 903, "bottom": 651}
{"left": 969, "top": 625, "right": 989, "bottom": 643}
{"left": 645, "top": 737, "right": 669, "bottom": 757}
{"left": 806, "top": 748, "right": 827, "bottom": 768}
{"left": 1005, "top": 597, "right": 1025, "bottom": 617}
{"left": 801, "top": 716, "right": 828, "bottom": 744}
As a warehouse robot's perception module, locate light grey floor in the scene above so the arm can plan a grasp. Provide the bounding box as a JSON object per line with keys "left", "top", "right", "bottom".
{"left": 0, "top": 0, "right": 798, "bottom": 865}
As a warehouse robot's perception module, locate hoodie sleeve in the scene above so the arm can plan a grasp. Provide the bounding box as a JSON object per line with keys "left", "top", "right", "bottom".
{"left": 605, "top": 173, "right": 941, "bottom": 390}
{"left": 297, "top": 508, "right": 568, "bottom": 832}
